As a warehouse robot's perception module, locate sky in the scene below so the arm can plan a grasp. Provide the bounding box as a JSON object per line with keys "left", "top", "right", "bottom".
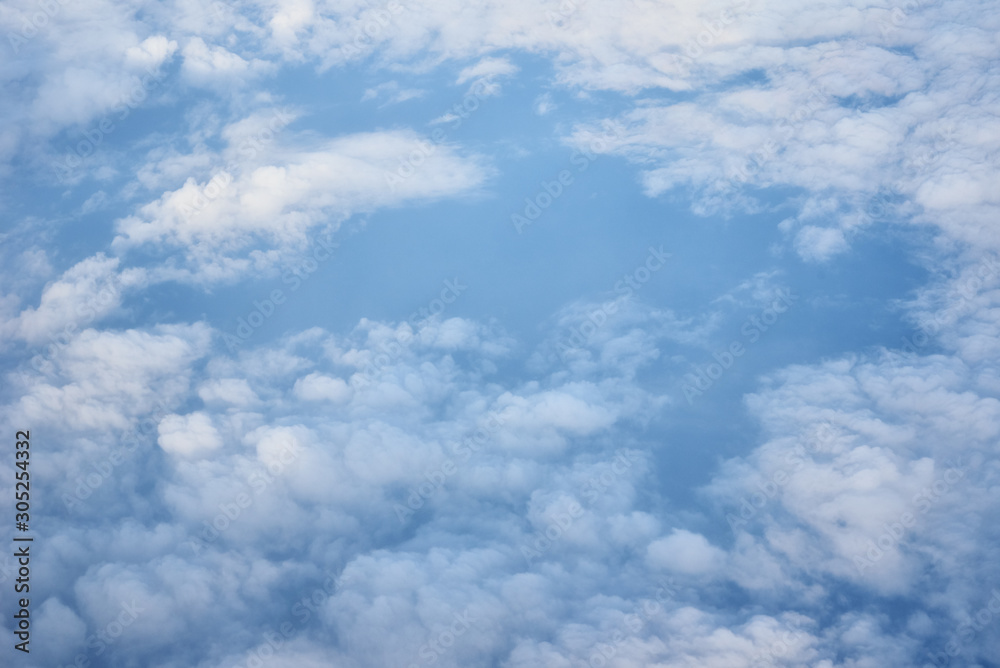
{"left": 1, "top": 0, "right": 999, "bottom": 666}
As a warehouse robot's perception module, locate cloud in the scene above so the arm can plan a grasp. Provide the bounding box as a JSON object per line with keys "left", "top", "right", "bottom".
{"left": 456, "top": 56, "right": 518, "bottom": 85}
{"left": 0, "top": 3, "right": 179, "bottom": 171}
{"left": 647, "top": 529, "right": 727, "bottom": 575}
{"left": 7, "top": 254, "right": 147, "bottom": 346}
{"left": 198, "top": 378, "right": 260, "bottom": 406}
{"left": 293, "top": 372, "right": 351, "bottom": 402}
{"left": 10, "top": 323, "right": 211, "bottom": 432}
{"left": 534, "top": 93, "right": 556, "bottom": 116}
{"left": 2, "top": 0, "right": 1000, "bottom": 666}
{"left": 124, "top": 34, "right": 178, "bottom": 70}
{"left": 793, "top": 225, "right": 849, "bottom": 263}
{"left": 112, "top": 128, "right": 492, "bottom": 282}
{"left": 3, "top": 292, "right": 1000, "bottom": 666}
{"left": 180, "top": 37, "right": 275, "bottom": 86}
{"left": 158, "top": 412, "right": 225, "bottom": 457}
{"left": 360, "top": 80, "right": 426, "bottom": 105}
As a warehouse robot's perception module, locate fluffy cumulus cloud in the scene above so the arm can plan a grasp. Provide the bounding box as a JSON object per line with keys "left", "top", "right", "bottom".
{"left": 158, "top": 412, "right": 224, "bottom": 457}
{"left": 3, "top": 298, "right": 998, "bottom": 666}
{"left": 3, "top": 254, "right": 147, "bottom": 346}
{"left": 1, "top": 0, "right": 999, "bottom": 666}
{"left": 0, "top": 0, "right": 179, "bottom": 171}
{"left": 111, "top": 127, "right": 492, "bottom": 283}
{"left": 647, "top": 529, "right": 727, "bottom": 575}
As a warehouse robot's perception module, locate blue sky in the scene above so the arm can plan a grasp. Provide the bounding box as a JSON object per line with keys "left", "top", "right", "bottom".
{"left": 2, "top": 1, "right": 1000, "bottom": 667}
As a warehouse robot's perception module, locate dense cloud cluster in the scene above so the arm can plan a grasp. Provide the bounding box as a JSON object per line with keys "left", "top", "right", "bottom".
{"left": 2, "top": 0, "right": 999, "bottom": 666}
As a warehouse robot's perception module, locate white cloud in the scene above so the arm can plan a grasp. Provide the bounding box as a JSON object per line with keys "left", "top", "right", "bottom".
{"left": 112, "top": 129, "right": 492, "bottom": 282}
{"left": 534, "top": 93, "right": 556, "bottom": 116}
{"left": 647, "top": 529, "right": 727, "bottom": 575}
{"left": 360, "top": 80, "right": 425, "bottom": 105}
{"left": 124, "top": 35, "right": 178, "bottom": 70}
{"left": 180, "top": 37, "right": 275, "bottom": 86}
{"left": 158, "top": 412, "right": 224, "bottom": 457}
{"left": 793, "top": 225, "right": 849, "bottom": 263}
{"left": 293, "top": 372, "right": 351, "bottom": 402}
{"left": 3, "top": 0, "right": 1000, "bottom": 666}
{"left": 10, "top": 323, "right": 211, "bottom": 433}
{"left": 198, "top": 378, "right": 260, "bottom": 406}
{"left": 456, "top": 56, "right": 518, "bottom": 85}
{"left": 8, "top": 254, "right": 146, "bottom": 345}
{"left": 0, "top": 1, "right": 181, "bottom": 169}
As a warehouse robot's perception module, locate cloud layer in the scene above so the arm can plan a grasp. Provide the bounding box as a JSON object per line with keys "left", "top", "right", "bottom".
{"left": 1, "top": 0, "right": 999, "bottom": 666}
